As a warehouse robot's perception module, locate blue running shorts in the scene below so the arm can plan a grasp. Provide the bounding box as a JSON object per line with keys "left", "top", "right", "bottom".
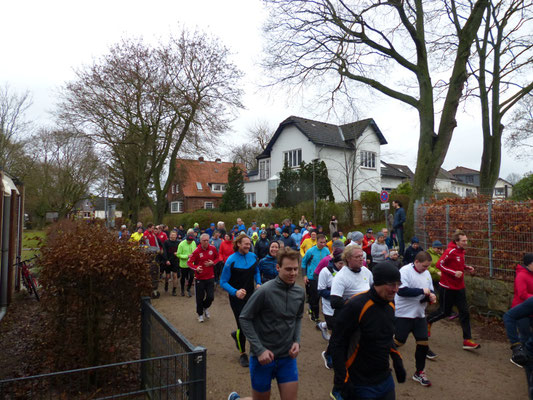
{"left": 249, "top": 356, "right": 298, "bottom": 393}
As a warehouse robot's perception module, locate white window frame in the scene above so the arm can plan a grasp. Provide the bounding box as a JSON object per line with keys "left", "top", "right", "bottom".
{"left": 175, "top": 184, "right": 179, "bottom": 193}
{"left": 360, "top": 150, "right": 376, "bottom": 169}
{"left": 204, "top": 201, "right": 214, "bottom": 209}
{"left": 259, "top": 159, "right": 270, "bottom": 180}
{"left": 171, "top": 184, "right": 175, "bottom": 194}
{"left": 283, "top": 149, "right": 302, "bottom": 168}
{"left": 196, "top": 182, "right": 203, "bottom": 191}
{"left": 211, "top": 183, "right": 226, "bottom": 193}
{"left": 170, "top": 201, "right": 183, "bottom": 213}
{"left": 246, "top": 193, "right": 256, "bottom": 206}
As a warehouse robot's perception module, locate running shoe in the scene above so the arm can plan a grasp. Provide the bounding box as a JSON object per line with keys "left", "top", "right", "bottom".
{"left": 181, "top": 290, "right": 185, "bottom": 297}
{"left": 462, "top": 339, "right": 481, "bottom": 350}
{"left": 426, "top": 348, "right": 438, "bottom": 360}
{"left": 308, "top": 308, "right": 314, "bottom": 321}
{"left": 187, "top": 289, "right": 192, "bottom": 297}
{"left": 204, "top": 308, "right": 210, "bottom": 319}
{"left": 511, "top": 343, "right": 528, "bottom": 367}
{"left": 330, "top": 390, "right": 344, "bottom": 400}
{"left": 412, "top": 370, "right": 431, "bottom": 386}
{"left": 198, "top": 315, "right": 204, "bottom": 323}
{"left": 228, "top": 392, "right": 241, "bottom": 400}
{"left": 239, "top": 353, "right": 249, "bottom": 367}
{"left": 231, "top": 331, "right": 240, "bottom": 351}
{"left": 322, "top": 351, "right": 333, "bottom": 369}
{"left": 318, "top": 322, "right": 331, "bottom": 341}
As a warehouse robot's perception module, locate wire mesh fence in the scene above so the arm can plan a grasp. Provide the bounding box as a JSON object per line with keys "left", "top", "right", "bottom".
{"left": 0, "top": 298, "right": 206, "bottom": 400}
{"left": 415, "top": 200, "right": 533, "bottom": 280}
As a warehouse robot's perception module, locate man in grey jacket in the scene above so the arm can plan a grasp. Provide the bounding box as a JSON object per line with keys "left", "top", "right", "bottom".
{"left": 228, "top": 248, "right": 305, "bottom": 400}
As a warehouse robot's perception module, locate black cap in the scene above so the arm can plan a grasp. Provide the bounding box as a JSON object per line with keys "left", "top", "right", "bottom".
{"left": 372, "top": 261, "right": 401, "bottom": 286}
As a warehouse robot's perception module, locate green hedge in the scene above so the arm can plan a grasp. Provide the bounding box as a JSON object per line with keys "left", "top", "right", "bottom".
{"left": 360, "top": 191, "right": 411, "bottom": 223}
{"left": 162, "top": 200, "right": 351, "bottom": 232}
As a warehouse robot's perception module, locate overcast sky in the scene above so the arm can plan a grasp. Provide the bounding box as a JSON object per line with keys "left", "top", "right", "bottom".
{"left": 1, "top": 0, "right": 526, "bottom": 179}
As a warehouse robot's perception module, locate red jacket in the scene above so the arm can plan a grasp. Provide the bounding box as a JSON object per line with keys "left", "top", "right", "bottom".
{"left": 362, "top": 235, "right": 375, "bottom": 256}
{"left": 187, "top": 244, "right": 218, "bottom": 280}
{"left": 437, "top": 241, "right": 466, "bottom": 290}
{"left": 219, "top": 240, "right": 234, "bottom": 263}
{"left": 143, "top": 231, "right": 158, "bottom": 248}
{"left": 512, "top": 264, "right": 533, "bottom": 308}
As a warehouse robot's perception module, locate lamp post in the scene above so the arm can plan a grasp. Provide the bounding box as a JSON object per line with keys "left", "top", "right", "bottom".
{"left": 312, "top": 158, "right": 319, "bottom": 224}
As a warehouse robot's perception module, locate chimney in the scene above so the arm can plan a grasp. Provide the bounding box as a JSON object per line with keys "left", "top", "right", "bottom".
{"left": 215, "top": 158, "right": 222, "bottom": 163}
{"left": 198, "top": 156, "right": 204, "bottom": 163}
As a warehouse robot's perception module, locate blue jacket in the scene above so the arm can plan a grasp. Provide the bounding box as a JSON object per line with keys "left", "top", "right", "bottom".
{"left": 221, "top": 251, "right": 260, "bottom": 296}
{"left": 258, "top": 254, "right": 278, "bottom": 282}
{"left": 301, "top": 246, "right": 330, "bottom": 280}
{"left": 291, "top": 232, "right": 302, "bottom": 248}
{"left": 393, "top": 207, "right": 406, "bottom": 229}
{"left": 280, "top": 235, "right": 298, "bottom": 250}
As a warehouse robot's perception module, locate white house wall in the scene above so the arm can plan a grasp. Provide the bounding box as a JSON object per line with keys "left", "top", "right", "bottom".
{"left": 320, "top": 126, "right": 382, "bottom": 201}
{"left": 381, "top": 176, "right": 404, "bottom": 191}
{"left": 270, "top": 125, "right": 317, "bottom": 177}
{"left": 244, "top": 180, "right": 269, "bottom": 205}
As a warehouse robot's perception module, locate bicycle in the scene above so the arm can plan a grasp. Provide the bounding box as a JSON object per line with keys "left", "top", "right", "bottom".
{"left": 15, "top": 256, "right": 40, "bottom": 301}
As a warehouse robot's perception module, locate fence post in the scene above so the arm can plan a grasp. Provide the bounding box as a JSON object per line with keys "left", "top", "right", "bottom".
{"left": 189, "top": 347, "right": 207, "bottom": 400}
{"left": 487, "top": 201, "right": 493, "bottom": 277}
{"left": 140, "top": 297, "right": 151, "bottom": 392}
{"left": 445, "top": 205, "right": 450, "bottom": 244}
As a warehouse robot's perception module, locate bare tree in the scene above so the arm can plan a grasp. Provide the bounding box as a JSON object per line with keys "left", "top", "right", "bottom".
{"left": 262, "top": 0, "right": 489, "bottom": 235}
{"left": 228, "top": 120, "right": 274, "bottom": 171}
{"left": 506, "top": 94, "right": 533, "bottom": 158}
{"left": 0, "top": 83, "right": 32, "bottom": 172}
{"left": 23, "top": 129, "right": 102, "bottom": 224}
{"left": 467, "top": 0, "right": 533, "bottom": 195}
{"left": 505, "top": 172, "right": 522, "bottom": 185}
{"left": 57, "top": 29, "right": 243, "bottom": 223}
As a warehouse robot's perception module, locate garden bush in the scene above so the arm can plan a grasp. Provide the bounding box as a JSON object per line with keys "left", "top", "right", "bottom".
{"left": 38, "top": 219, "right": 152, "bottom": 370}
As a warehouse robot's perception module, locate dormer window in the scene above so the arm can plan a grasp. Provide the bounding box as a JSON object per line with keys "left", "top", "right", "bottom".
{"left": 196, "top": 182, "right": 203, "bottom": 191}
{"left": 211, "top": 184, "right": 226, "bottom": 193}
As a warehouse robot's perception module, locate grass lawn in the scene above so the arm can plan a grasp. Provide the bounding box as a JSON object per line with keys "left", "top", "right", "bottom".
{"left": 21, "top": 229, "right": 45, "bottom": 261}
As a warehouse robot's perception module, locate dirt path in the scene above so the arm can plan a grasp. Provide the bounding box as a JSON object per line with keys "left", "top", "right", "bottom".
{"left": 153, "top": 277, "right": 527, "bottom": 400}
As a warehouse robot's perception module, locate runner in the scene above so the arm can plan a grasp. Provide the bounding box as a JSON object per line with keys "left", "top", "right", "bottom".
{"left": 258, "top": 241, "right": 280, "bottom": 283}
{"left": 301, "top": 234, "right": 330, "bottom": 322}
{"left": 162, "top": 230, "right": 180, "bottom": 296}
{"left": 329, "top": 261, "right": 406, "bottom": 400}
{"left": 177, "top": 233, "right": 197, "bottom": 297}
{"left": 394, "top": 251, "right": 436, "bottom": 387}
{"left": 188, "top": 233, "right": 218, "bottom": 322}
{"left": 317, "top": 247, "right": 344, "bottom": 369}
{"left": 329, "top": 246, "right": 373, "bottom": 314}
{"left": 228, "top": 248, "right": 305, "bottom": 400}
{"left": 221, "top": 233, "right": 261, "bottom": 367}
{"left": 427, "top": 229, "right": 481, "bottom": 351}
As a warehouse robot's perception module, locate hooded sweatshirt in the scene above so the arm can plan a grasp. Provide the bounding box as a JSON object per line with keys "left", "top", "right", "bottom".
{"left": 512, "top": 264, "right": 533, "bottom": 308}
{"left": 437, "top": 241, "right": 466, "bottom": 290}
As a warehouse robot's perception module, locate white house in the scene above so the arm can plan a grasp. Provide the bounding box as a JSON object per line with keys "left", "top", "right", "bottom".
{"left": 244, "top": 116, "right": 387, "bottom": 206}
{"left": 448, "top": 166, "right": 513, "bottom": 198}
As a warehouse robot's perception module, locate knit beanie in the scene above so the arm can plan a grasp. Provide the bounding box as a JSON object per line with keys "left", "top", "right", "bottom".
{"left": 351, "top": 231, "right": 364, "bottom": 242}
{"left": 332, "top": 247, "right": 344, "bottom": 263}
{"left": 372, "top": 261, "right": 401, "bottom": 286}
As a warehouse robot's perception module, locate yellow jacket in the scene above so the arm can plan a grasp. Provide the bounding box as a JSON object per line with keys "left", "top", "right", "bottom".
{"left": 300, "top": 238, "right": 317, "bottom": 257}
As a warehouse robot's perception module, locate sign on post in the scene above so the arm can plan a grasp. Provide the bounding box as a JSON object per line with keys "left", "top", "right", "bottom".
{"left": 380, "top": 190, "right": 389, "bottom": 203}
{"left": 380, "top": 203, "right": 390, "bottom": 210}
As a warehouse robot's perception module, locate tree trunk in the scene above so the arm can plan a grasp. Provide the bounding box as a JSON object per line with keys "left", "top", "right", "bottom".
{"left": 479, "top": 123, "right": 503, "bottom": 196}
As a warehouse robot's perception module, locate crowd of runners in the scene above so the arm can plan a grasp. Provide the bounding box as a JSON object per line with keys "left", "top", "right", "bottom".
{"left": 118, "top": 207, "right": 532, "bottom": 400}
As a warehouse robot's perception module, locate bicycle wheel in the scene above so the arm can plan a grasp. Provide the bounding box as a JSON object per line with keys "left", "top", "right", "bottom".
{"left": 22, "top": 274, "right": 32, "bottom": 293}
{"left": 29, "top": 276, "right": 40, "bottom": 301}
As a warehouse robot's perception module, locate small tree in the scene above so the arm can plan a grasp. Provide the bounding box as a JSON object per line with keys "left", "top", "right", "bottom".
{"left": 275, "top": 162, "right": 300, "bottom": 208}
{"left": 299, "top": 160, "right": 334, "bottom": 203}
{"left": 512, "top": 173, "right": 533, "bottom": 200}
{"left": 220, "top": 163, "right": 247, "bottom": 211}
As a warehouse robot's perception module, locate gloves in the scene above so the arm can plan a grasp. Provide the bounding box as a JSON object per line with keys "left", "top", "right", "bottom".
{"left": 391, "top": 350, "right": 406, "bottom": 383}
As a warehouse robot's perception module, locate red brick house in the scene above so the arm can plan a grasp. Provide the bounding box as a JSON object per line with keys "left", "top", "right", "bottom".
{"left": 167, "top": 157, "right": 246, "bottom": 213}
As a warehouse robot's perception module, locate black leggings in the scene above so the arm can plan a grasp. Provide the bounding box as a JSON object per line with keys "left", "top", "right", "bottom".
{"left": 195, "top": 279, "right": 215, "bottom": 316}
{"left": 427, "top": 287, "right": 471, "bottom": 339}
{"left": 180, "top": 268, "right": 194, "bottom": 291}
{"left": 229, "top": 295, "right": 247, "bottom": 353}
{"left": 306, "top": 279, "right": 320, "bottom": 320}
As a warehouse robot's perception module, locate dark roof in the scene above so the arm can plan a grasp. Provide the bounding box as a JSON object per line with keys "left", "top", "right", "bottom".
{"left": 448, "top": 166, "right": 480, "bottom": 175}
{"left": 385, "top": 163, "right": 414, "bottom": 180}
{"left": 247, "top": 169, "right": 258, "bottom": 177}
{"left": 380, "top": 161, "right": 410, "bottom": 178}
{"left": 437, "top": 168, "right": 458, "bottom": 181}
{"left": 257, "top": 116, "right": 387, "bottom": 159}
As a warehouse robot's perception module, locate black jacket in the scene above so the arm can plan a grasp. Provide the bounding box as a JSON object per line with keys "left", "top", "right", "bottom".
{"left": 254, "top": 238, "right": 270, "bottom": 260}
{"left": 330, "top": 287, "right": 397, "bottom": 388}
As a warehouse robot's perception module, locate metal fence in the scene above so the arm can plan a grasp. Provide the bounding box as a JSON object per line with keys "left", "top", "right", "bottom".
{"left": 0, "top": 298, "right": 206, "bottom": 400}
{"left": 414, "top": 200, "right": 533, "bottom": 280}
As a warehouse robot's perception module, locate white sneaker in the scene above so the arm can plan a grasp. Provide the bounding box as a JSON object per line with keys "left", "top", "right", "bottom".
{"left": 318, "top": 321, "right": 331, "bottom": 341}
{"left": 198, "top": 315, "right": 204, "bottom": 323}
{"left": 204, "top": 308, "right": 210, "bottom": 319}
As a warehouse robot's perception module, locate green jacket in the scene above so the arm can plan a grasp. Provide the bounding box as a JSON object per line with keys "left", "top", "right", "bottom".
{"left": 427, "top": 248, "right": 442, "bottom": 282}
{"left": 177, "top": 240, "right": 197, "bottom": 269}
